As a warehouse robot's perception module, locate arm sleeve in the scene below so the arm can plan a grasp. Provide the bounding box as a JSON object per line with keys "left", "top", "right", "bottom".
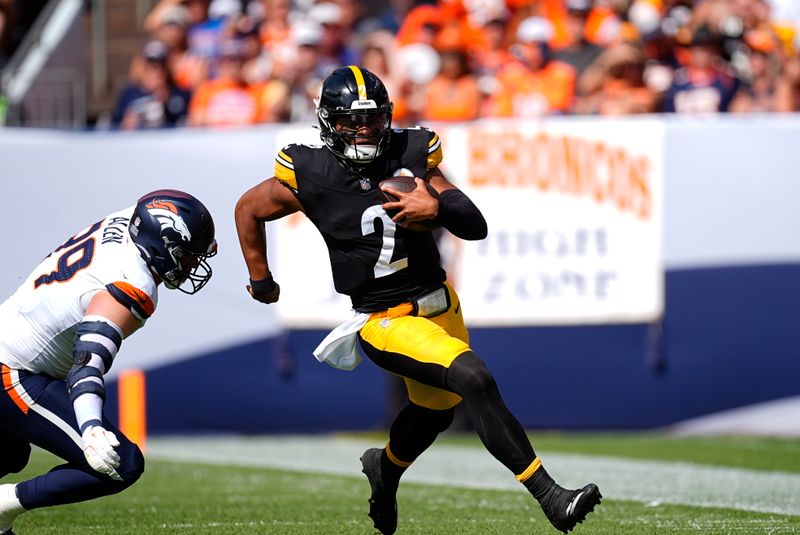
{"left": 435, "top": 189, "right": 488, "bottom": 241}
{"left": 67, "top": 316, "right": 123, "bottom": 433}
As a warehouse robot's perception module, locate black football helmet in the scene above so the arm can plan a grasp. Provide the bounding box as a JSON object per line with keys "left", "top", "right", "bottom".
{"left": 129, "top": 189, "right": 217, "bottom": 294}
{"left": 315, "top": 65, "right": 394, "bottom": 164}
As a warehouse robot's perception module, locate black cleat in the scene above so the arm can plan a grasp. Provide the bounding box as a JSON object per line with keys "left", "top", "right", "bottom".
{"left": 539, "top": 483, "right": 602, "bottom": 533}
{"left": 360, "top": 448, "right": 398, "bottom": 535}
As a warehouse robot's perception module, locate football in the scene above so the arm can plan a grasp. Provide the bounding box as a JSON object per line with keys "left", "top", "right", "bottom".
{"left": 378, "top": 176, "right": 439, "bottom": 204}
{"left": 378, "top": 176, "right": 441, "bottom": 231}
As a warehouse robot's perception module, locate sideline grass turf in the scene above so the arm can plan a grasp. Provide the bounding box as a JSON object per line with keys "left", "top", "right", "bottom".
{"left": 4, "top": 433, "right": 799, "bottom": 534}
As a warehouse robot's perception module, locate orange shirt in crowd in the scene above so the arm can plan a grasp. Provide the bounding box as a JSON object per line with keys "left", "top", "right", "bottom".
{"left": 424, "top": 74, "right": 481, "bottom": 121}
{"left": 490, "top": 60, "right": 576, "bottom": 116}
{"left": 396, "top": 5, "right": 443, "bottom": 46}
{"left": 260, "top": 24, "right": 292, "bottom": 49}
{"left": 172, "top": 53, "right": 209, "bottom": 91}
{"left": 547, "top": 2, "right": 621, "bottom": 49}
{"left": 189, "top": 78, "right": 262, "bottom": 127}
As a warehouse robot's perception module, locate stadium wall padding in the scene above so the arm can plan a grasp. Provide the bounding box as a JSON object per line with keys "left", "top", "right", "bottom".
{"left": 1, "top": 118, "right": 798, "bottom": 432}
{"left": 103, "top": 261, "right": 800, "bottom": 432}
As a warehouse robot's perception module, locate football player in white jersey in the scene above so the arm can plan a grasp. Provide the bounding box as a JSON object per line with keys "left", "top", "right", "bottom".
{"left": 0, "top": 189, "right": 216, "bottom": 534}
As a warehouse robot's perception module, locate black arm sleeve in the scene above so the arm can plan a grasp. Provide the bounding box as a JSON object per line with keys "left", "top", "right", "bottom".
{"left": 435, "top": 189, "right": 488, "bottom": 240}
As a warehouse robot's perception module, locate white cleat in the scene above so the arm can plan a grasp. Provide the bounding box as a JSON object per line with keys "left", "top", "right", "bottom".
{"left": 0, "top": 484, "right": 24, "bottom": 534}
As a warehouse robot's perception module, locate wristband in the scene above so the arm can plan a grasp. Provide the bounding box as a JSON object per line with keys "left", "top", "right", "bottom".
{"left": 249, "top": 274, "right": 277, "bottom": 297}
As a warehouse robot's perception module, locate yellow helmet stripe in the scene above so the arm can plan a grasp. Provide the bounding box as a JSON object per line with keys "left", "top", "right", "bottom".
{"left": 348, "top": 65, "right": 368, "bottom": 100}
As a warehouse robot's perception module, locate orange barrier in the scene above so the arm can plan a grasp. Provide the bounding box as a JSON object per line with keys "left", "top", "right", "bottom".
{"left": 118, "top": 369, "right": 147, "bottom": 454}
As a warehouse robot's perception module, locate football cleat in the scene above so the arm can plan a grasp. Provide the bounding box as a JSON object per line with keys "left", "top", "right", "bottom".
{"left": 539, "top": 482, "right": 602, "bottom": 533}
{"left": 360, "top": 448, "right": 398, "bottom": 535}
{"left": 0, "top": 484, "right": 23, "bottom": 535}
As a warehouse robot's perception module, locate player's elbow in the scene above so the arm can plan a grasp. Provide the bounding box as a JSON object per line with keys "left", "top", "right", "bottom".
{"left": 234, "top": 193, "right": 249, "bottom": 220}
{"left": 234, "top": 191, "right": 257, "bottom": 229}
{"left": 436, "top": 189, "right": 487, "bottom": 240}
{"left": 451, "top": 217, "right": 487, "bottom": 241}
{"left": 471, "top": 218, "right": 488, "bottom": 240}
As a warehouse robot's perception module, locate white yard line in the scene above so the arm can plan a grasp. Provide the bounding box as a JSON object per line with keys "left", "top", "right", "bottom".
{"left": 147, "top": 436, "right": 800, "bottom": 517}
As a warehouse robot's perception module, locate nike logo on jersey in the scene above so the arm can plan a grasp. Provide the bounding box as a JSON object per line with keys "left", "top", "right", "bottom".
{"left": 566, "top": 491, "right": 585, "bottom": 516}
{"left": 454, "top": 303, "right": 461, "bottom": 314}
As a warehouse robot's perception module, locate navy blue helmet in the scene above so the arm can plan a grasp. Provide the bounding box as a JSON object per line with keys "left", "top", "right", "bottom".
{"left": 129, "top": 189, "right": 217, "bottom": 294}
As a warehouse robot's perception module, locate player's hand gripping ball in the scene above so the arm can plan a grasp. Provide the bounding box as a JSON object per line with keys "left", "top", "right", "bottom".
{"left": 379, "top": 176, "right": 441, "bottom": 231}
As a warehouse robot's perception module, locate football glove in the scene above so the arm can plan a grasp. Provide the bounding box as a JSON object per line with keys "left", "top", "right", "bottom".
{"left": 82, "top": 426, "right": 123, "bottom": 481}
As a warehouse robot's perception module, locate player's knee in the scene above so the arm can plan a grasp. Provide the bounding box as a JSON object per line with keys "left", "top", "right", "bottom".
{"left": 409, "top": 403, "right": 455, "bottom": 434}
{"left": 464, "top": 366, "right": 498, "bottom": 398}
{"left": 447, "top": 351, "right": 498, "bottom": 398}
{"left": 429, "top": 407, "right": 455, "bottom": 434}
{"left": 116, "top": 443, "right": 145, "bottom": 485}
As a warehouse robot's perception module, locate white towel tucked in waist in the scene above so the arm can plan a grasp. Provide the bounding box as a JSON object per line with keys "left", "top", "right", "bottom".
{"left": 312, "top": 311, "right": 371, "bottom": 371}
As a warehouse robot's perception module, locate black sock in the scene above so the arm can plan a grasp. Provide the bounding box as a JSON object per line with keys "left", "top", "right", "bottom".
{"left": 524, "top": 467, "right": 556, "bottom": 501}
{"left": 380, "top": 450, "right": 405, "bottom": 488}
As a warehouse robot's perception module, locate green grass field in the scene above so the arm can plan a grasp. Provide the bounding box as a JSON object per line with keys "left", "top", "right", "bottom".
{"left": 4, "top": 433, "right": 799, "bottom": 534}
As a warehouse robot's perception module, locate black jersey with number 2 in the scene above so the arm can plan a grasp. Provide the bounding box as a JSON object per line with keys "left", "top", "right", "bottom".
{"left": 274, "top": 127, "right": 447, "bottom": 312}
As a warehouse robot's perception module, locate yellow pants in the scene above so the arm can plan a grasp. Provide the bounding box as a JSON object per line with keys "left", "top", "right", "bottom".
{"left": 358, "top": 284, "right": 471, "bottom": 410}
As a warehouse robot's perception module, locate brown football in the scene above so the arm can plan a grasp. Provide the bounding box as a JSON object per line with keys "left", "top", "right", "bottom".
{"left": 378, "top": 176, "right": 439, "bottom": 203}
{"left": 378, "top": 176, "right": 441, "bottom": 231}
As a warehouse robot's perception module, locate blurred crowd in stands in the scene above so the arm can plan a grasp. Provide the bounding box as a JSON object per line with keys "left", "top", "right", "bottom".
{"left": 107, "top": 0, "right": 800, "bottom": 128}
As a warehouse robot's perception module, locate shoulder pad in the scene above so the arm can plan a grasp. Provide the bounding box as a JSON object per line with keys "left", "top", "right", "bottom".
{"left": 426, "top": 129, "right": 442, "bottom": 170}
{"left": 275, "top": 144, "right": 298, "bottom": 190}
{"left": 393, "top": 126, "right": 442, "bottom": 170}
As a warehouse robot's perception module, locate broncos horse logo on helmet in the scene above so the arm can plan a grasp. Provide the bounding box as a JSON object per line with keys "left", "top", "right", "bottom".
{"left": 315, "top": 65, "right": 394, "bottom": 164}
{"left": 145, "top": 202, "right": 193, "bottom": 244}
{"left": 129, "top": 189, "right": 217, "bottom": 294}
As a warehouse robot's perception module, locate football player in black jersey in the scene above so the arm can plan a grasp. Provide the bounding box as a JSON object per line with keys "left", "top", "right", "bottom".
{"left": 235, "top": 65, "right": 601, "bottom": 534}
